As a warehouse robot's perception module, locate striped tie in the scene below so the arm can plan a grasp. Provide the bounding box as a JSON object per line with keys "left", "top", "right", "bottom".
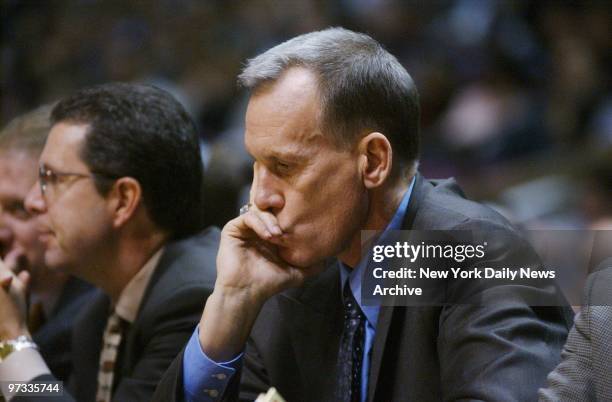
{"left": 96, "top": 312, "right": 123, "bottom": 402}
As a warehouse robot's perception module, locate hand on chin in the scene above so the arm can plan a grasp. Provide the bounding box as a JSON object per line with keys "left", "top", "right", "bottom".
{"left": 279, "top": 248, "right": 327, "bottom": 278}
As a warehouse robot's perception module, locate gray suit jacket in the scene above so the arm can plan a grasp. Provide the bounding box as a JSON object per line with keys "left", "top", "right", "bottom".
{"left": 153, "top": 175, "right": 572, "bottom": 402}
{"left": 539, "top": 261, "right": 612, "bottom": 402}
{"left": 16, "top": 227, "right": 220, "bottom": 402}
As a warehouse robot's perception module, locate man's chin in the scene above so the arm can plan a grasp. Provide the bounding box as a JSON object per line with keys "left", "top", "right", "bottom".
{"left": 44, "top": 249, "right": 71, "bottom": 271}
{"left": 278, "top": 248, "right": 326, "bottom": 271}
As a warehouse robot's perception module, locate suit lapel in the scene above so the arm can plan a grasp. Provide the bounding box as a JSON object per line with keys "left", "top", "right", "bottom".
{"left": 366, "top": 305, "right": 394, "bottom": 402}
{"left": 282, "top": 263, "right": 343, "bottom": 400}
{"left": 119, "top": 245, "right": 170, "bottom": 375}
{"left": 71, "top": 290, "right": 110, "bottom": 402}
{"left": 367, "top": 173, "right": 432, "bottom": 402}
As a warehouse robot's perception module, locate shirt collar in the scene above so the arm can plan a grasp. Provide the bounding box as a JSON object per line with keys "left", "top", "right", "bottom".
{"left": 339, "top": 176, "right": 416, "bottom": 327}
{"left": 114, "top": 247, "right": 164, "bottom": 323}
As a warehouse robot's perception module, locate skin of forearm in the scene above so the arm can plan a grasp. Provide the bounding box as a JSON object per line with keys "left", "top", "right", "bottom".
{"left": 198, "top": 286, "right": 266, "bottom": 362}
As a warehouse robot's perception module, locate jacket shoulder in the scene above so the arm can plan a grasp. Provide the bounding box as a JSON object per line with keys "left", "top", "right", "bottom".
{"left": 411, "top": 177, "right": 515, "bottom": 232}
{"left": 138, "top": 227, "right": 221, "bottom": 318}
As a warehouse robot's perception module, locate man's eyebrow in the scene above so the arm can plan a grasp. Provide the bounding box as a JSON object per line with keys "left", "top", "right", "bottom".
{"left": 268, "top": 149, "right": 308, "bottom": 162}
{"left": 248, "top": 147, "right": 308, "bottom": 163}
{"left": 39, "top": 161, "right": 57, "bottom": 171}
{"left": 244, "top": 137, "right": 313, "bottom": 162}
{"left": 0, "top": 197, "right": 24, "bottom": 206}
{"left": 4, "top": 199, "right": 26, "bottom": 209}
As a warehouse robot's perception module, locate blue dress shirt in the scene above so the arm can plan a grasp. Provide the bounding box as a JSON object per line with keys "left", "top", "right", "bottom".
{"left": 183, "top": 178, "right": 415, "bottom": 402}
{"left": 339, "top": 176, "right": 414, "bottom": 401}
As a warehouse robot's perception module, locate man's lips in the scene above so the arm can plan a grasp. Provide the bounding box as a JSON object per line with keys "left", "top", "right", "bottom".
{"left": 266, "top": 231, "right": 291, "bottom": 247}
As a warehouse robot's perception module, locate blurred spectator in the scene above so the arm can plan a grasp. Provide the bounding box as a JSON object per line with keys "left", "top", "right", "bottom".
{"left": 0, "top": 104, "right": 94, "bottom": 381}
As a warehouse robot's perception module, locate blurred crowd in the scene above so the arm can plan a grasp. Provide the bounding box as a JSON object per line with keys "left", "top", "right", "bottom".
{"left": 2, "top": 0, "right": 611, "bottom": 229}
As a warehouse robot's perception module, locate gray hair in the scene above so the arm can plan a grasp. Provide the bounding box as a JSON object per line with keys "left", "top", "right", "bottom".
{"left": 0, "top": 104, "right": 54, "bottom": 155}
{"left": 238, "top": 27, "right": 420, "bottom": 175}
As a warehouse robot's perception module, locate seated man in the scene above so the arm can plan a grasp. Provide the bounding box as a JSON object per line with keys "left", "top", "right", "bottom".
{"left": 0, "top": 83, "right": 219, "bottom": 402}
{"left": 0, "top": 105, "right": 94, "bottom": 382}
{"left": 153, "top": 28, "right": 572, "bottom": 402}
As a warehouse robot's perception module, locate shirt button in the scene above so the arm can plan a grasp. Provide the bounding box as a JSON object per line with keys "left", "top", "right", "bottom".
{"left": 212, "top": 373, "right": 227, "bottom": 380}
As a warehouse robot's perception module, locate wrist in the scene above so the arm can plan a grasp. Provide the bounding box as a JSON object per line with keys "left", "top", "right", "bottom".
{"left": 213, "top": 284, "right": 267, "bottom": 306}
{"left": 198, "top": 287, "right": 265, "bottom": 362}
{"left": 0, "top": 326, "right": 29, "bottom": 342}
{"left": 0, "top": 334, "right": 38, "bottom": 363}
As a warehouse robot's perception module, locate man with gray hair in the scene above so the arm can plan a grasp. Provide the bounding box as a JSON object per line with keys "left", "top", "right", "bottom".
{"left": 154, "top": 27, "right": 570, "bottom": 402}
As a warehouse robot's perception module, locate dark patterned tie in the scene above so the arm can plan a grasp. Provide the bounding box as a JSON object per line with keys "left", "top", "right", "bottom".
{"left": 335, "top": 281, "right": 366, "bottom": 402}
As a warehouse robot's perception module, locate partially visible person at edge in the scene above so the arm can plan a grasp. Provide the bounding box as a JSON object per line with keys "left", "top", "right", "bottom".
{"left": 539, "top": 226, "right": 612, "bottom": 401}
{"left": 0, "top": 105, "right": 94, "bottom": 382}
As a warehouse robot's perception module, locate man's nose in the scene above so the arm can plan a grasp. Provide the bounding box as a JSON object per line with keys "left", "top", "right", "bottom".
{"left": 24, "top": 181, "right": 47, "bottom": 216}
{"left": 253, "top": 167, "right": 284, "bottom": 213}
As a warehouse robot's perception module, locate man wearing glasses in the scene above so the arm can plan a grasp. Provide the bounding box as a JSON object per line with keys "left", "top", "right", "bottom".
{"left": 0, "top": 83, "right": 219, "bottom": 402}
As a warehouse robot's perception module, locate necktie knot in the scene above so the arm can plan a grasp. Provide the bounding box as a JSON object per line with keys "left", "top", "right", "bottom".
{"left": 343, "top": 282, "right": 364, "bottom": 322}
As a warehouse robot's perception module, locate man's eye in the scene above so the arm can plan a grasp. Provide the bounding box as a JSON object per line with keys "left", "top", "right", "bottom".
{"left": 46, "top": 172, "right": 59, "bottom": 184}
{"left": 13, "top": 206, "right": 30, "bottom": 220}
{"left": 276, "top": 162, "right": 291, "bottom": 172}
{"left": 5, "top": 203, "right": 30, "bottom": 220}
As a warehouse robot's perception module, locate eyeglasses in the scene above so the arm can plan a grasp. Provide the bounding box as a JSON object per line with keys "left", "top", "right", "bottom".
{"left": 38, "top": 164, "right": 117, "bottom": 199}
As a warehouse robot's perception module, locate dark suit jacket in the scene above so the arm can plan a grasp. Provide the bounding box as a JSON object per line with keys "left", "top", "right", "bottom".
{"left": 539, "top": 262, "right": 612, "bottom": 401}
{"left": 18, "top": 227, "right": 220, "bottom": 402}
{"left": 32, "top": 277, "right": 94, "bottom": 382}
{"left": 154, "top": 175, "right": 572, "bottom": 402}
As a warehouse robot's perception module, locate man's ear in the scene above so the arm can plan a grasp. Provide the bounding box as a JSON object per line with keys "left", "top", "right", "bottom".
{"left": 107, "top": 177, "right": 142, "bottom": 228}
{"left": 357, "top": 132, "right": 393, "bottom": 189}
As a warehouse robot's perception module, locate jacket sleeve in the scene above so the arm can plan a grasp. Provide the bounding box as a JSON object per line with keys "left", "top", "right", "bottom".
{"left": 112, "top": 284, "right": 212, "bottom": 402}
{"left": 437, "top": 221, "right": 572, "bottom": 401}
{"left": 537, "top": 305, "right": 593, "bottom": 401}
{"left": 151, "top": 301, "right": 273, "bottom": 402}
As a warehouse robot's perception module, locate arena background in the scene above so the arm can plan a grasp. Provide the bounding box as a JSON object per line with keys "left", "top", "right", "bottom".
{"left": 2, "top": 0, "right": 610, "bottom": 234}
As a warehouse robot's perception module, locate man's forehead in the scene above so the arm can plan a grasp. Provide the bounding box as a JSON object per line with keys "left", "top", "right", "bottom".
{"left": 251, "top": 67, "right": 319, "bottom": 101}
{"left": 0, "top": 151, "right": 37, "bottom": 180}
{"left": 245, "top": 134, "right": 315, "bottom": 161}
{"left": 40, "top": 122, "right": 90, "bottom": 168}
{"left": 244, "top": 117, "right": 331, "bottom": 160}
{"left": 245, "top": 68, "right": 320, "bottom": 125}
{"left": 0, "top": 150, "right": 38, "bottom": 167}
{"left": 0, "top": 152, "right": 38, "bottom": 196}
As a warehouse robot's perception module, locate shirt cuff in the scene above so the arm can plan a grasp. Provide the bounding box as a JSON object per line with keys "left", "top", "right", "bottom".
{"left": 0, "top": 348, "right": 51, "bottom": 401}
{"left": 183, "top": 326, "right": 243, "bottom": 402}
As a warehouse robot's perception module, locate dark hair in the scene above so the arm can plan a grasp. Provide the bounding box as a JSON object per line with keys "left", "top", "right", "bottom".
{"left": 51, "top": 82, "right": 204, "bottom": 239}
{"left": 238, "top": 27, "right": 420, "bottom": 176}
